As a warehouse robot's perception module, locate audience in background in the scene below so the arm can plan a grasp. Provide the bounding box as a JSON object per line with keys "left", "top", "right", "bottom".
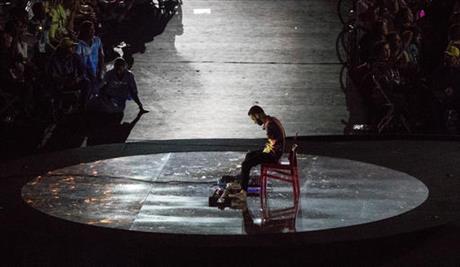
{"left": 346, "top": 0, "right": 460, "bottom": 134}
{"left": 75, "top": 20, "right": 104, "bottom": 97}
{"left": 47, "top": 37, "right": 89, "bottom": 110}
{"left": 0, "top": 0, "right": 181, "bottom": 128}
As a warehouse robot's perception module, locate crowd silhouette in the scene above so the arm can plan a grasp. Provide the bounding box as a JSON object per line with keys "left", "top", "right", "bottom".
{"left": 0, "top": 0, "right": 181, "bottom": 160}
{"left": 339, "top": 0, "right": 460, "bottom": 135}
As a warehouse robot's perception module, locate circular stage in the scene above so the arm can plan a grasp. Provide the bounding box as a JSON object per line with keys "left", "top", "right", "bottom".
{"left": 22, "top": 151, "right": 428, "bottom": 235}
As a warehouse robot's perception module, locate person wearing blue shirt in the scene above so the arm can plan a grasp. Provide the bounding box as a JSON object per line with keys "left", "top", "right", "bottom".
{"left": 100, "top": 57, "right": 148, "bottom": 113}
{"left": 75, "top": 20, "right": 105, "bottom": 96}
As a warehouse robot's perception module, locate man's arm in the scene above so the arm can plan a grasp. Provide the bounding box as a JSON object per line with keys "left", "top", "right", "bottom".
{"left": 263, "top": 122, "right": 278, "bottom": 154}
{"left": 97, "top": 39, "right": 105, "bottom": 80}
{"left": 128, "top": 72, "right": 148, "bottom": 112}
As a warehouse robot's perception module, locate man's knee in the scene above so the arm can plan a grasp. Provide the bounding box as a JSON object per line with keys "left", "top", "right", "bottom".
{"left": 244, "top": 150, "right": 261, "bottom": 161}
{"left": 244, "top": 151, "right": 254, "bottom": 161}
{"left": 241, "top": 160, "right": 251, "bottom": 171}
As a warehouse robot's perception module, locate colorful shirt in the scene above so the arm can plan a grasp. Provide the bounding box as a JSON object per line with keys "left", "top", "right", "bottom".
{"left": 262, "top": 116, "right": 286, "bottom": 159}
{"left": 48, "top": 4, "right": 67, "bottom": 44}
{"left": 75, "top": 37, "right": 103, "bottom": 77}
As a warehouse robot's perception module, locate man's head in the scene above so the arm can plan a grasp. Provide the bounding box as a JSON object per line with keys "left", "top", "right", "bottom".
{"left": 114, "top": 57, "right": 127, "bottom": 76}
{"left": 59, "top": 37, "right": 77, "bottom": 55}
{"left": 32, "top": 2, "right": 46, "bottom": 20}
{"left": 248, "top": 105, "right": 266, "bottom": 126}
{"left": 10, "top": 7, "right": 28, "bottom": 25}
{"left": 78, "top": 20, "right": 95, "bottom": 41}
{"left": 445, "top": 44, "right": 460, "bottom": 67}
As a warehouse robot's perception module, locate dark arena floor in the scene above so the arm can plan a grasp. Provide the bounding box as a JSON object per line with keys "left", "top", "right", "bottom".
{"left": 2, "top": 0, "right": 460, "bottom": 266}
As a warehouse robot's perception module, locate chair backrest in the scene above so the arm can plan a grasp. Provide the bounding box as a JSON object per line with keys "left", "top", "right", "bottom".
{"left": 288, "top": 144, "right": 298, "bottom": 168}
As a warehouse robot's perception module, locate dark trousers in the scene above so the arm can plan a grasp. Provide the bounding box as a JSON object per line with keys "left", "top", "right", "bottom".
{"left": 240, "top": 150, "right": 278, "bottom": 191}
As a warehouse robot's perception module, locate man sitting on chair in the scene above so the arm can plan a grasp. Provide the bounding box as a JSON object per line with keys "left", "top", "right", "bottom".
{"left": 232, "top": 105, "right": 286, "bottom": 201}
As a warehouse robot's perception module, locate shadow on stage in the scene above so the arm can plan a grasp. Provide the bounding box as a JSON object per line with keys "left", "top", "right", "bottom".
{"left": 39, "top": 110, "right": 145, "bottom": 152}
{"left": 85, "top": 111, "right": 145, "bottom": 146}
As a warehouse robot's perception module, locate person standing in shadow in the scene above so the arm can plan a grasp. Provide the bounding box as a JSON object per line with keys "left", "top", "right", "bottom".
{"left": 86, "top": 109, "right": 145, "bottom": 145}
{"left": 75, "top": 20, "right": 108, "bottom": 99}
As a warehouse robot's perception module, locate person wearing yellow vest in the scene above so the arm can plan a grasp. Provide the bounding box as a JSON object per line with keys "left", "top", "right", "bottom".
{"left": 48, "top": 0, "right": 69, "bottom": 48}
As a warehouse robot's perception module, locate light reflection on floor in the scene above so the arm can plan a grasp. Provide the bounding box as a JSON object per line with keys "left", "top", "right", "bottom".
{"left": 22, "top": 152, "right": 429, "bottom": 235}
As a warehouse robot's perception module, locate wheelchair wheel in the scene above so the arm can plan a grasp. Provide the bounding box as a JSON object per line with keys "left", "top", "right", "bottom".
{"left": 340, "top": 64, "right": 348, "bottom": 93}
{"left": 336, "top": 29, "right": 350, "bottom": 64}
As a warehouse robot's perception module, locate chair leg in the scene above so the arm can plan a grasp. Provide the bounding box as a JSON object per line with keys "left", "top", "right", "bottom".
{"left": 295, "top": 179, "right": 300, "bottom": 202}
{"left": 260, "top": 168, "right": 268, "bottom": 198}
{"left": 260, "top": 177, "right": 265, "bottom": 208}
{"left": 260, "top": 168, "right": 268, "bottom": 210}
{"left": 293, "top": 170, "right": 300, "bottom": 202}
{"left": 260, "top": 167, "right": 267, "bottom": 208}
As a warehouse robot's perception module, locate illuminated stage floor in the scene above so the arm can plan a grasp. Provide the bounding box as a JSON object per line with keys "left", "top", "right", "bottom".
{"left": 124, "top": 0, "right": 347, "bottom": 140}
{"left": 22, "top": 152, "right": 428, "bottom": 235}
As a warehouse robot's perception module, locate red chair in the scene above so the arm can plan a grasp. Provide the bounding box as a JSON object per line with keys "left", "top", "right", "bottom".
{"left": 260, "top": 144, "right": 300, "bottom": 203}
